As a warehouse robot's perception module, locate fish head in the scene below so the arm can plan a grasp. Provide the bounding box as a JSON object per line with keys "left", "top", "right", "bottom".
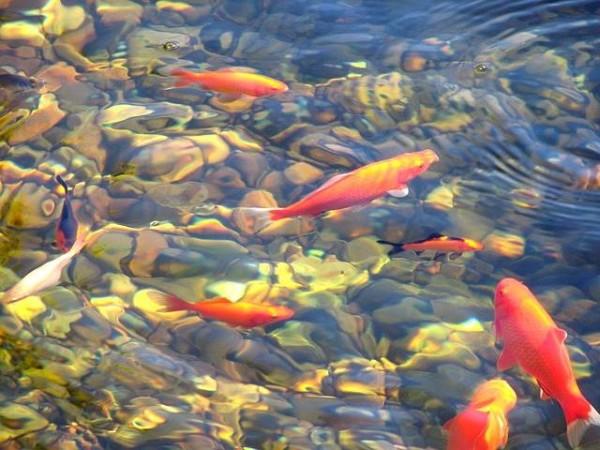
{"left": 263, "top": 305, "right": 295, "bottom": 325}
{"left": 256, "top": 80, "right": 289, "bottom": 96}
{"left": 393, "top": 148, "right": 440, "bottom": 183}
{"left": 470, "top": 378, "right": 517, "bottom": 412}
{"left": 494, "top": 277, "right": 528, "bottom": 317}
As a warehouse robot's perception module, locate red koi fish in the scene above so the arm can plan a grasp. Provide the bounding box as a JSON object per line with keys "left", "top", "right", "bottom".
{"left": 243, "top": 149, "right": 439, "bottom": 228}
{"left": 494, "top": 278, "right": 600, "bottom": 448}
{"left": 55, "top": 175, "right": 78, "bottom": 252}
{"left": 149, "top": 291, "right": 294, "bottom": 328}
{"left": 378, "top": 233, "right": 483, "bottom": 257}
{"left": 444, "top": 378, "right": 517, "bottom": 450}
{"left": 171, "top": 68, "right": 288, "bottom": 98}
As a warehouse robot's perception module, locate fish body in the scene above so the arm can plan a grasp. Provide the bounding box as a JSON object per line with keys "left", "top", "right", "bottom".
{"left": 3, "top": 233, "right": 86, "bottom": 304}
{"left": 378, "top": 233, "right": 483, "bottom": 255}
{"left": 444, "top": 378, "right": 516, "bottom": 450}
{"left": 269, "top": 149, "right": 439, "bottom": 221}
{"left": 150, "top": 292, "right": 294, "bottom": 328}
{"left": 55, "top": 176, "right": 78, "bottom": 252}
{"left": 494, "top": 278, "right": 600, "bottom": 448}
{"left": 171, "top": 68, "right": 288, "bottom": 97}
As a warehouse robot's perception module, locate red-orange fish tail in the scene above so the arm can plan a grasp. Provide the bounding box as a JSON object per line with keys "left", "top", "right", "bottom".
{"left": 563, "top": 395, "right": 600, "bottom": 448}
{"left": 171, "top": 68, "right": 201, "bottom": 88}
{"left": 149, "top": 291, "right": 193, "bottom": 312}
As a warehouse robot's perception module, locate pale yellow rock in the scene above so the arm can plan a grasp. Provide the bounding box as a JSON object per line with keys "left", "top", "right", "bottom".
{"left": 41, "top": 0, "right": 86, "bottom": 37}
{"left": 97, "top": 0, "right": 143, "bottom": 25}
{"left": 284, "top": 162, "right": 324, "bottom": 185}
{"left": 8, "top": 93, "right": 66, "bottom": 145}
{"left": 424, "top": 185, "right": 454, "bottom": 210}
{"left": 484, "top": 231, "right": 526, "bottom": 258}
{"left": 188, "top": 134, "right": 231, "bottom": 164}
{"left": 0, "top": 22, "right": 48, "bottom": 47}
{"left": 5, "top": 296, "right": 47, "bottom": 324}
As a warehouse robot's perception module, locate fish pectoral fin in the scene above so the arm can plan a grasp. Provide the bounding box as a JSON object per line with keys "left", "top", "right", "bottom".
{"left": 387, "top": 185, "right": 409, "bottom": 198}
{"left": 497, "top": 347, "right": 518, "bottom": 371}
{"left": 539, "top": 387, "right": 551, "bottom": 400}
{"left": 216, "top": 93, "right": 243, "bottom": 102}
{"left": 552, "top": 327, "right": 568, "bottom": 344}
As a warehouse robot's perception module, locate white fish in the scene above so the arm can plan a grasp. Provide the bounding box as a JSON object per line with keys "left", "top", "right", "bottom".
{"left": 2, "top": 233, "right": 86, "bottom": 304}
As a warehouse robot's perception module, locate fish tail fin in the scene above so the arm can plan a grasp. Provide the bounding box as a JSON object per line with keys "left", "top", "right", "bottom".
{"left": 566, "top": 402, "right": 600, "bottom": 448}
{"left": 171, "top": 68, "right": 199, "bottom": 88}
{"left": 147, "top": 290, "right": 192, "bottom": 312}
{"left": 377, "top": 239, "right": 404, "bottom": 254}
{"left": 236, "top": 207, "right": 285, "bottom": 232}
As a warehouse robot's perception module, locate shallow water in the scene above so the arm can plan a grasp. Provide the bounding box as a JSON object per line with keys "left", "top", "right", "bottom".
{"left": 0, "top": 0, "right": 599, "bottom": 448}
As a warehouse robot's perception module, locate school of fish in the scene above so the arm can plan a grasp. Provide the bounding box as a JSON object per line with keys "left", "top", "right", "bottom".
{"left": 1, "top": 66, "right": 599, "bottom": 449}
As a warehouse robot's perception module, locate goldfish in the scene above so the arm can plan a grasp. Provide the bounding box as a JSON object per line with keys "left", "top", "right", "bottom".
{"left": 243, "top": 149, "right": 439, "bottom": 228}
{"left": 444, "top": 378, "right": 517, "bottom": 450}
{"left": 149, "top": 291, "right": 294, "bottom": 328}
{"left": 55, "top": 175, "right": 78, "bottom": 252}
{"left": 170, "top": 68, "right": 288, "bottom": 98}
{"left": 494, "top": 278, "right": 600, "bottom": 448}
{"left": 378, "top": 233, "right": 483, "bottom": 258}
{"left": 2, "top": 232, "right": 86, "bottom": 304}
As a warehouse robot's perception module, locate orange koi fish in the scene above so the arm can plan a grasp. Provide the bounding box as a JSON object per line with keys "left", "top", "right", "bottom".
{"left": 149, "top": 291, "right": 294, "bottom": 328}
{"left": 244, "top": 149, "right": 439, "bottom": 228}
{"left": 378, "top": 233, "right": 483, "bottom": 257}
{"left": 3, "top": 233, "right": 86, "bottom": 304}
{"left": 55, "top": 175, "right": 78, "bottom": 252}
{"left": 171, "top": 68, "right": 288, "bottom": 98}
{"left": 494, "top": 278, "right": 600, "bottom": 448}
{"left": 444, "top": 378, "right": 517, "bottom": 450}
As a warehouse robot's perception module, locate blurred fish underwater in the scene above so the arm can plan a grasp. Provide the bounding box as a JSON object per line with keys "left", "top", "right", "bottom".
{"left": 0, "top": 0, "right": 599, "bottom": 449}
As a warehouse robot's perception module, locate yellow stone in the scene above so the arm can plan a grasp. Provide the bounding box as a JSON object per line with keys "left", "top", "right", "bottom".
{"left": 97, "top": 0, "right": 143, "bottom": 25}
{"left": 484, "top": 231, "right": 526, "bottom": 258}
{"left": 424, "top": 185, "right": 454, "bottom": 210}
{"left": 6, "top": 296, "right": 47, "bottom": 324}
{"left": 284, "top": 162, "right": 324, "bottom": 185}
{"left": 188, "top": 134, "right": 230, "bottom": 165}
{"left": 0, "top": 22, "right": 47, "bottom": 47}
{"left": 41, "top": 0, "right": 86, "bottom": 37}
{"left": 220, "top": 129, "right": 263, "bottom": 152}
{"left": 8, "top": 93, "right": 66, "bottom": 145}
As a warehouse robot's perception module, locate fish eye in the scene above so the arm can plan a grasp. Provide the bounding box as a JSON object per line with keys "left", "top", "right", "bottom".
{"left": 474, "top": 63, "right": 490, "bottom": 75}
{"left": 162, "top": 41, "right": 180, "bottom": 51}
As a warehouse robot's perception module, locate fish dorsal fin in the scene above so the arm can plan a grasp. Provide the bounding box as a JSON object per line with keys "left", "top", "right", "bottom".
{"left": 497, "top": 347, "right": 518, "bottom": 371}
{"left": 410, "top": 233, "right": 445, "bottom": 244}
{"left": 552, "top": 327, "right": 567, "bottom": 344}
{"left": 313, "top": 173, "right": 350, "bottom": 192}
{"left": 213, "top": 67, "right": 256, "bottom": 73}
{"left": 201, "top": 297, "right": 232, "bottom": 305}
{"left": 426, "top": 232, "right": 444, "bottom": 239}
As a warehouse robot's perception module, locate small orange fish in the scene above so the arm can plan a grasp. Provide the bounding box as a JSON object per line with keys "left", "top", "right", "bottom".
{"left": 495, "top": 278, "right": 600, "bottom": 448}
{"left": 171, "top": 68, "right": 288, "bottom": 98}
{"left": 444, "top": 378, "right": 517, "bottom": 450}
{"left": 378, "top": 233, "right": 483, "bottom": 257}
{"left": 244, "top": 149, "right": 439, "bottom": 228}
{"left": 149, "top": 291, "right": 294, "bottom": 328}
